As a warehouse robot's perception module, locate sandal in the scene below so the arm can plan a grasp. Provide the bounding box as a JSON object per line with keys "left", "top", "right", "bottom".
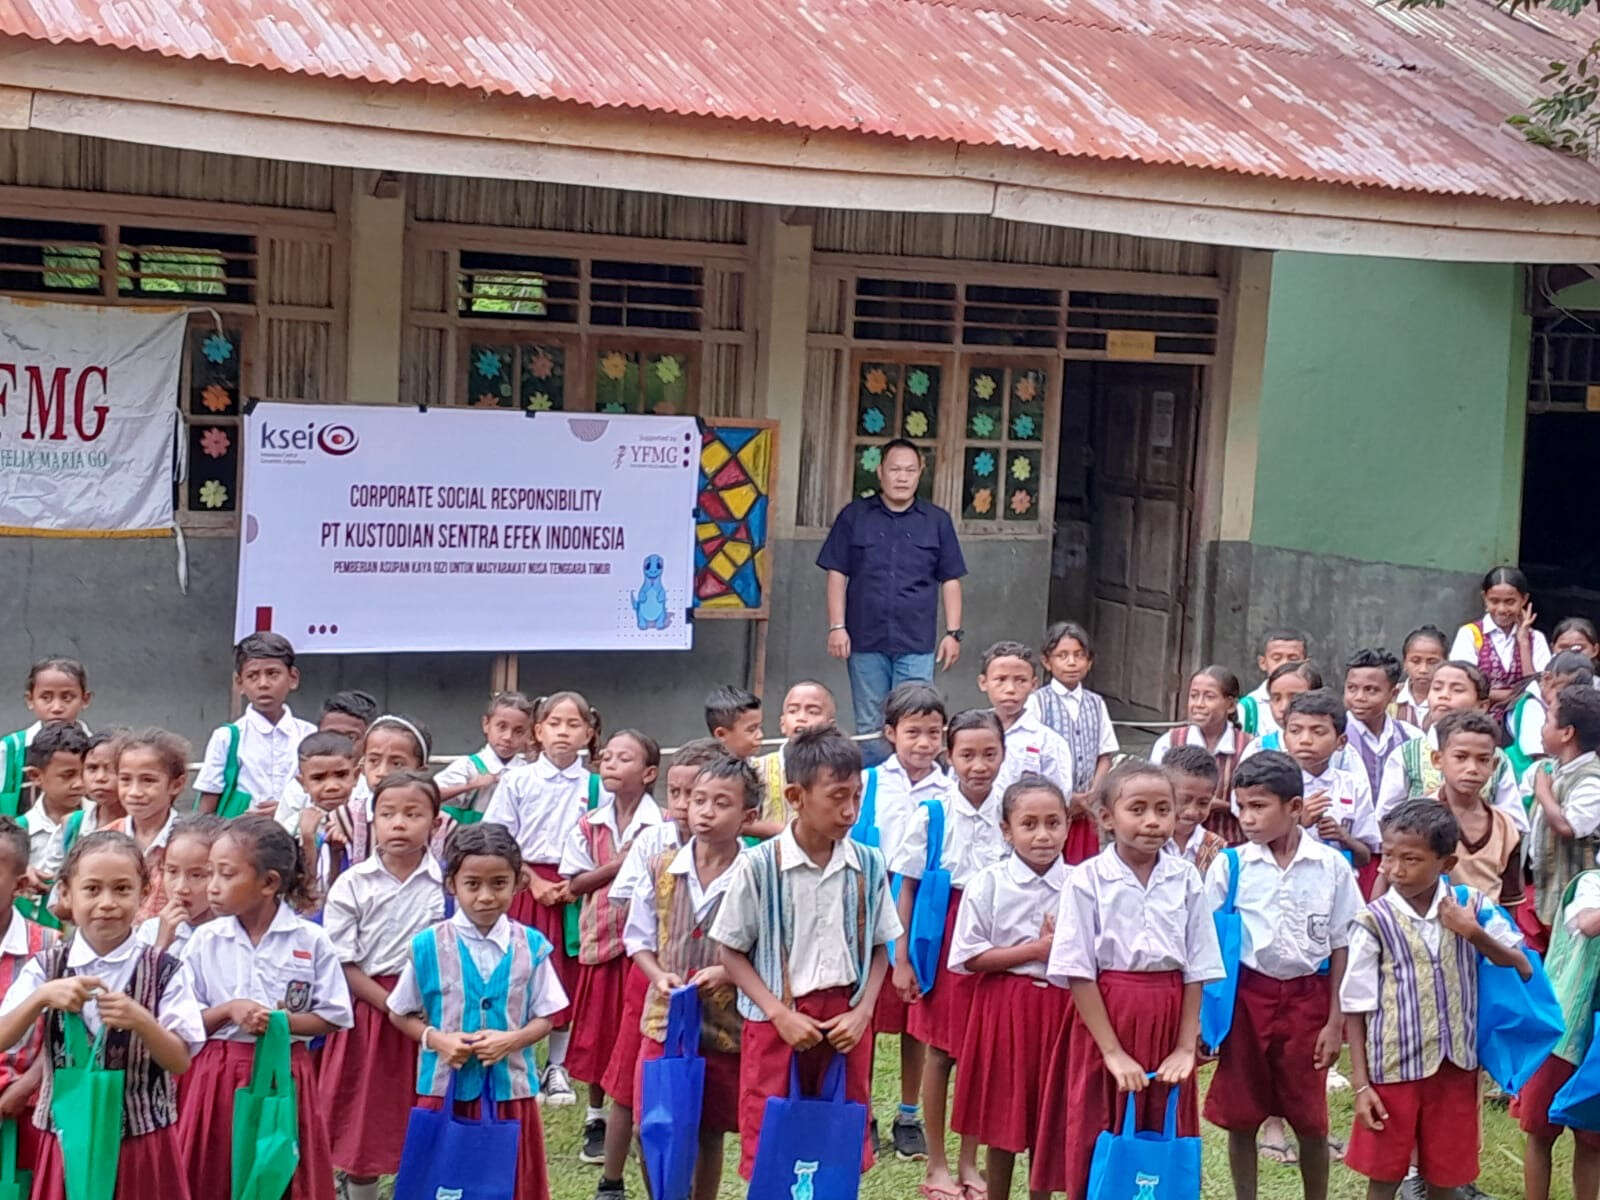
{"left": 1327, "top": 1136, "right": 1347, "bottom": 1162}
{"left": 919, "top": 1183, "right": 963, "bottom": 1200}
{"left": 1258, "top": 1135, "right": 1299, "bottom": 1166}
{"left": 960, "top": 1180, "right": 989, "bottom": 1200}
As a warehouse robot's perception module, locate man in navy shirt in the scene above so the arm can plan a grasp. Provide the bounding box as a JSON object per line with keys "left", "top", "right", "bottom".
{"left": 817, "top": 438, "right": 967, "bottom": 763}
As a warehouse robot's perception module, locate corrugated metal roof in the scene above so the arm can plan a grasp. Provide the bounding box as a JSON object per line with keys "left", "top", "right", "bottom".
{"left": 0, "top": 0, "right": 1597, "bottom": 204}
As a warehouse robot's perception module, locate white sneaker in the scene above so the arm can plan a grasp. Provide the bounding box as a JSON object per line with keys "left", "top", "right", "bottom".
{"left": 542, "top": 1063, "right": 577, "bottom": 1107}
{"left": 1326, "top": 1066, "right": 1350, "bottom": 1093}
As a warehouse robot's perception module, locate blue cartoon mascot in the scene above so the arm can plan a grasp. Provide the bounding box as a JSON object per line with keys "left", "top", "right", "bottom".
{"left": 631, "top": 554, "right": 669, "bottom": 630}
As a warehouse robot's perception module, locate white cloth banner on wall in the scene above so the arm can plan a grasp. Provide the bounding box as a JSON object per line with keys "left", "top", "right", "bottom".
{"left": 236, "top": 403, "right": 699, "bottom": 653}
{"left": 0, "top": 297, "right": 186, "bottom": 535}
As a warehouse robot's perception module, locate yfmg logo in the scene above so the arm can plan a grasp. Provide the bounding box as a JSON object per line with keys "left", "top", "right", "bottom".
{"left": 259, "top": 421, "right": 359, "bottom": 456}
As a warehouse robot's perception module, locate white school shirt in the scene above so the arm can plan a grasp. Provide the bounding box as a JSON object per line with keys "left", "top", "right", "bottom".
{"left": 1516, "top": 683, "right": 1548, "bottom": 762}
{"left": 483, "top": 757, "right": 593, "bottom": 865}
{"left": 993, "top": 712, "right": 1075, "bottom": 802}
{"left": 1048, "top": 844, "right": 1224, "bottom": 986}
{"left": 1340, "top": 880, "right": 1520, "bottom": 1016}
{"left": 323, "top": 853, "right": 448, "bottom": 978}
{"left": 1164, "top": 823, "right": 1211, "bottom": 865}
{"left": 1528, "top": 751, "right": 1600, "bottom": 866}
{"left": 622, "top": 839, "right": 739, "bottom": 957}
{"left": 182, "top": 901, "right": 353, "bottom": 1041}
{"left": 135, "top": 916, "right": 196, "bottom": 955}
{"left": 1203, "top": 835, "right": 1360, "bottom": 979}
{"left": 433, "top": 746, "right": 522, "bottom": 814}
{"left": 558, "top": 795, "right": 663, "bottom": 877}
{"left": 1377, "top": 727, "right": 1528, "bottom": 833}
{"left": 710, "top": 823, "right": 902, "bottom": 998}
{"left": 272, "top": 780, "right": 311, "bottom": 835}
{"left": 0, "top": 932, "right": 206, "bottom": 1055}
{"left": 1394, "top": 682, "right": 1430, "bottom": 728}
{"left": 1450, "top": 616, "right": 1552, "bottom": 676}
{"left": 1342, "top": 714, "right": 1423, "bottom": 768}
{"left": 387, "top": 908, "right": 569, "bottom": 1020}
{"left": 889, "top": 787, "right": 1007, "bottom": 889}
{"left": 1245, "top": 681, "right": 1280, "bottom": 737}
{"left": 1563, "top": 870, "right": 1600, "bottom": 934}
{"left": 195, "top": 706, "right": 317, "bottom": 805}
{"left": 21, "top": 804, "right": 65, "bottom": 872}
{"left": 947, "top": 852, "right": 1066, "bottom": 980}
{"left": 1150, "top": 723, "right": 1242, "bottom": 764}
{"left": 40, "top": 799, "right": 109, "bottom": 879}
{"left": 862, "top": 756, "right": 949, "bottom": 871}
{"left": 1023, "top": 681, "right": 1121, "bottom": 758}
{"left": 1301, "top": 763, "right": 1381, "bottom": 853}
{"left": 612, "top": 822, "right": 684, "bottom": 907}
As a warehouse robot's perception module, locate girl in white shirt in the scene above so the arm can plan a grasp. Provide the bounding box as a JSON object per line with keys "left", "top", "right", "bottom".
{"left": 333, "top": 714, "right": 454, "bottom": 870}
{"left": 1450, "top": 565, "right": 1552, "bottom": 721}
{"left": 0, "top": 657, "right": 92, "bottom": 817}
{"left": 136, "top": 813, "right": 224, "bottom": 955}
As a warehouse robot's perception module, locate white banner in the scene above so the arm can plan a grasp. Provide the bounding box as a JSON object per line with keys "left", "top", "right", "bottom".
{"left": 0, "top": 298, "right": 185, "bottom": 534}
{"left": 235, "top": 403, "right": 699, "bottom": 653}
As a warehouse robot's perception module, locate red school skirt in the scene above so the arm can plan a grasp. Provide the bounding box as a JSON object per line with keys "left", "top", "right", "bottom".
{"left": 951, "top": 971, "right": 1070, "bottom": 1154}
{"left": 1029, "top": 970, "right": 1197, "bottom": 1200}
{"left": 1064, "top": 815, "right": 1101, "bottom": 865}
{"left": 508, "top": 863, "right": 574, "bottom": 1022}
{"left": 317, "top": 974, "right": 417, "bottom": 1176}
{"left": 30, "top": 1123, "right": 190, "bottom": 1200}
{"left": 179, "top": 1040, "right": 336, "bottom": 1200}
{"left": 565, "top": 954, "right": 629, "bottom": 1087}
{"left": 906, "top": 889, "right": 976, "bottom": 1057}
{"left": 635, "top": 1035, "right": 741, "bottom": 1134}
{"left": 600, "top": 964, "right": 651, "bottom": 1108}
{"left": 415, "top": 1092, "right": 550, "bottom": 1200}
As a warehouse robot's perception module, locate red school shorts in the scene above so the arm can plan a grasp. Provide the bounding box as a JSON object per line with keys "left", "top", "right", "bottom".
{"left": 1516, "top": 1054, "right": 1600, "bottom": 1148}
{"left": 1343, "top": 1063, "right": 1480, "bottom": 1188}
{"left": 1202, "top": 969, "right": 1331, "bottom": 1136}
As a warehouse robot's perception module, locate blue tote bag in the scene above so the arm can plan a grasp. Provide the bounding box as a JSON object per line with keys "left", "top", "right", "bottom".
{"left": 1087, "top": 1082, "right": 1201, "bottom": 1200}
{"left": 906, "top": 799, "right": 951, "bottom": 995}
{"left": 1551, "top": 1015, "right": 1600, "bottom": 1132}
{"left": 748, "top": 1052, "right": 868, "bottom": 1200}
{"left": 851, "top": 769, "right": 880, "bottom": 849}
{"left": 639, "top": 985, "right": 706, "bottom": 1200}
{"left": 393, "top": 1070, "right": 521, "bottom": 1200}
{"left": 1455, "top": 886, "right": 1564, "bottom": 1093}
{"left": 1199, "top": 847, "right": 1242, "bottom": 1053}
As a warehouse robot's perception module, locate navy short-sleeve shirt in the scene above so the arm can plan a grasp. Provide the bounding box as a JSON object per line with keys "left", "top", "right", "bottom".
{"left": 815, "top": 496, "right": 967, "bottom": 656}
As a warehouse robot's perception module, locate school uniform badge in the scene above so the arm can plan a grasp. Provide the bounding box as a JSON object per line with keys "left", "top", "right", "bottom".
{"left": 283, "top": 979, "right": 311, "bottom": 1012}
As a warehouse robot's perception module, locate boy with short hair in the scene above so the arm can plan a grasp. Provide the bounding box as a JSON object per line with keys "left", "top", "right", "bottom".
{"left": 1340, "top": 649, "right": 1421, "bottom": 798}
{"left": 432, "top": 691, "right": 537, "bottom": 813}
{"left": 1529, "top": 684, "right": 1600, "bottom": 934}
{"left": 1241, "top": 628, "right": 1310, "bottom": 737}
{"left": 281, "top": 731, "right": 361, "bottom": 887}
{"left": 271, "top": 691, "right": 379, "bottom": 833}
{"left": 1509, "top": 650, "right": 1596, "bottom": 779}
{"left": 704, "top": 684, "right": 764, "bottom": 761}
{"left": 19, "top": 722, "right": 88, "bottom": 873}
{"left": 1343, "top": 801, "right": 1531, "bottom": 1199}
{"left": 751, "top": 680, "right": 837, "bottom": 837}
{"left": 712, "top": 726, "right": 901, "bottom": 1181}
{"left": 1204, "top": 750, "right": 1360, "bottom": 1200}
{"left": 977, "top": 641, "right": 1074, "bottom": 800}
{"left": 197, "top": 631, "right": 317, "bottom": 815}
{"left": 1430, "top": 710, "right": 1523, "bottom": 908}
{"left": 1283, "top": 691, "right": 1378, "bottom": 873}
{"left": 1163, "top": 746, "right": 1225, "bottom": 875}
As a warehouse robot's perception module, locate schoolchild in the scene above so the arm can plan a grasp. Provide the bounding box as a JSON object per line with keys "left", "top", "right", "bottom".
{"left": 751, "top": 681, "right": 836, "bottom": 836}
{"left": 1341, "top": 649, "right": 1422, "bottom": 798}
{"left": 433, "top": 691, "right": 536, "bottom": 817}
{"left": 703, "top": 684, "right": 764, "bottom": 761}
{"left": 1449, "top": 566, "right": 1551, "bottom": 721}
{"left": 271, "top": 689, "right": 378, "bottom": 830}
{"left": 0, "top": 830, "right": 204, "bottom": 1200}
{"left": 1281, "top": 691, "right": 1379, "bottom": 884}
{"left": 1342, "top": 801, "right": 1530, "bottom": 1197}
{"left": 332, "top": 714, "right": 453, "bottom": 870}
{"left": 1203, "top": 751, "right": 1360, "bottom": 1200}
{"left": 1239, "top": 660, "right": 1325, "bottom": 758}
{"left": 618, "top": 754, "right": 759, "bottom": 1200}
{"left": 178, "top": 815, "right": 353, "bottom": 1200}
{"left": 1151, "top": 666, "right": 1254, "bottom": 843}
{"left": 75, "top": 729, "right": 125, "bottom": 834}
{"left": 0, "top": 815, "right": 54, "bottom": 1175}
{"left": 977, "top": 641, "right": 1074, "bottom": 802}
{"left": 1412, "top": 709, "right": 1524, "bottom": 911}
{"left": 282, "top": 732, "right": 360, "bottom": 890}
{"left": 318, "top": 771, "right": 449, "bottom": 1200}
{"left": 1553, "top": 617, "right": 1600, "bottom": 671}
{"left": 948, "top": 774, "right": 1070, "bottom": 1200}
{"left": 387, "top": 822, "right": 567, "bottom": 1200}
{"left": 19, "top": 722, "right": 87, "bottom": 874}
{"left": 1240, "top": 628, "right": 1310, "bottom": 737}
{"left": 1529, "top": 685, "right": 1600, "bottom": 937}
{"left": 135, "top": 813, "right": 224, "bottom": 955}
{"left": 1162, "top": 746, "right": 1226, "bottom": 876}
{"left": 1030, "top": 761, "right": 1224, "bottom": 1200}
{"left": 1025, "top": 621, "right": 1119, "bottom": 860}
{"left": 711, "top": 726, "right": 900, "bottom": 1181}
{"left": 105, "top": 729, "right": 191, "bottom": 921}
{"left": 1393, "top": 626, "right": 1449, "bottom": 728}
{"left": 196, "top": 633, "right": 317, "bottom": 815}
{"left": 0, "top": 656, "right": 92, "bottom": 817}
{"left": 1508, "top": 650, "right": 1594, "bottom": 779}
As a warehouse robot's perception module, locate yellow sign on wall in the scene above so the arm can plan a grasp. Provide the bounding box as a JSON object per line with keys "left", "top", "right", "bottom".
{"left": 1106, "top": 330, "right": 1157, "bottom": 361}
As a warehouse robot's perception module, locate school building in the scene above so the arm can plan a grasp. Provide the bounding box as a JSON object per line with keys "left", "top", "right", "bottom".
{"left": 0, "top": 0, "right": 1596, "bottom": 751}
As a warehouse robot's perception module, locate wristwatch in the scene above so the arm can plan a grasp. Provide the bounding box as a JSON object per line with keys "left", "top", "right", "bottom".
{"left": 945, "top": 628, "right": 965, "bottom": 643}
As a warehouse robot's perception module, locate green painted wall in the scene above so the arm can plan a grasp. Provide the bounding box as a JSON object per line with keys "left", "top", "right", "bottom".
{"left": 1252, "top": 253, "right": 1528, "bottom": 573}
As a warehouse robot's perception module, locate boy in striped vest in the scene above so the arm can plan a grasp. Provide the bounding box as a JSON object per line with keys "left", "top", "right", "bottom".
{"left": 1529, "top": 685, "right": 1600, "bottom": 940}
{"left": 1342, "top": 800, "right": 1531, "bottom": 1198}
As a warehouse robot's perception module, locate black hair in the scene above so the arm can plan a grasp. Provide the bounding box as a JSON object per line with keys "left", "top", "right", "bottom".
{"left": 879, "top": 437, "right": 922, "bottom": 464}
{"left": 945, "top": 708, "right": 1006, "bottom": 752}
{"left": 704, "top": 685, "right": 761, "bottom": 735}
{"left": 298, "top": 731, "right": 357, "bottom": 762}
{"left": 26, "top": 656, "right": 87, "bottom": 693}
{"left": 233, "top": 631, "right": 297, "bottom": 673}
{"left": 1346, "top": 647, "right": 1402, "bottom": 687}
{"left": 785, "top": 679, "right": 834, "bottom": 698}
{"left": 1554, "top": 684, "right": 1600, "bottom": 755}
{"left": 485, "top": 690, "right": 536, "bottom": 720}
{"left": 1285, "top": 688, "right": 1346, "bottom": 731}
{"left": 25, "top": 721, "right": 89, "bottom": 771}
{"left": 1554, "top": 617, "right": 1600, "bottom": 648}
{"left": 61, "top": 829, "right": 147, "bottom": 889}
{"left": 606, "top": 729, "right": 663, "bottom": 792}
{"left": 694, "top": 753, "right": 763, "bottom": 810}
{"left": 883, "top": 683, "right": 946, "bottom": 728}
{"left": 1193, "top": 666, "right": 1242, "bottom": 726}
{"left": 1433, "top": 709, "right": 1501, "bottom": 750}
{"left": 1268, "top": 659, "right": 1324, "bottom": 690}
{"left": 1042, "top": 621, "right": 1094, "bottom": 660}
{"left": 373, "top": 767, "right": 442, "bottom": 815}
{"left": 84, "top": 730, "right": 119, "bottom": 756}
{"left": 167, "top": 812, "right": 226, "bottom": 854}
{"left": 1233, "top": 750, "right": 1303, "bottom": 803}
{"left": 1001, "top": 772, "right": 1068, "bottom": 822}
{"left": 1481, "top": 566, "right": 1531, "bottom": 596}
{"left": 0, "top": 816, "right": 29, "bottom": 876}
{"left": 113, "top": 728, "right": 191, "bottom": 780}
{"left": 671, "top": 737, "right": 725, "bottom": 771}
{"left": 220, "top": 814, "right": 317, "bottom": 911}
{"left": 533, "top": 692, "right": 602, "bottom": 759}
{"left": 322, "top": 689, "right": 379, "bottom": 726}
{"left": 1435, "top": 660, "right": 1490, "bottom": 700}
{"left": 981, "top": 640, "right": 1037, "bottom": 674}
{"left": 1259, "top": 628, "right": 1308, "bottom": 655}
{"left": 365, "top": 714, "right": 432, "bottom": 763}
{"left": 1161, "top": 744, "right": 1220, "bottom": 786}
{"left": 782, "top": 726, "right": 862, "bottom": 789}
{"left": 1402, "top": 625, "right": 1450, "bottom": 657}
{"left": 1096, "top": 758, "right": 1173, "bottom": 812}
{"left": 1382, "top": 798, "right": 1459, "bottom": 858}
{"left": 445, "top": 821, "right": 522, "bottom": 880}
{"left": 1546, "top": 651, "right": 1597, "bottom": 688}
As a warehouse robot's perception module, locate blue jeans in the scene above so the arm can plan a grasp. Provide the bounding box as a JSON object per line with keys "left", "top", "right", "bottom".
{"left": 846, "top": 651, "right": 936, "bottom": 766}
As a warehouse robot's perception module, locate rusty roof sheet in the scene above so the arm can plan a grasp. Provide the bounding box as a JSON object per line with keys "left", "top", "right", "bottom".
{"left": 1, "top": 0, "right": 1598, "bottom": 204}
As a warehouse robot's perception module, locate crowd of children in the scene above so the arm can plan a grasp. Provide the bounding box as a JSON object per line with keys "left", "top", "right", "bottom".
{"left": 3, "top": 563, "right": 1600, "bottom": 1200}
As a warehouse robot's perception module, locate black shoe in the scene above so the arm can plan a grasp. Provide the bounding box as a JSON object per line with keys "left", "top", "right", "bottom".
{"left": 1399, "top": 1174, "right": 1427, "bottom": 1200}
{"left": 594, "top": 1179, "right": 625, "bottom": 1199}
{"left": 892, "top": 1114, "right": 929, "bottom": 1161}
{"left": 1458, "top": 1185, "right": 1499, "bottom": 1200}
{"left": 869, "top": 1116, "right": 881, "bottom": 1155}
{"left": 580, "top": 1118, "right": 606, "bottom": 1164}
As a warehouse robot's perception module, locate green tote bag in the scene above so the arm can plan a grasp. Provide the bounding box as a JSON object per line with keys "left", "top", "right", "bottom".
{"left": 0, "top": 1118, "right": 32, "bottom": 1200}
{"left": 49, "top": 1012, "right": 123, "bottom": 1200}
{"left": 231, "top": 1010, "right": 300, "bottom": 1200}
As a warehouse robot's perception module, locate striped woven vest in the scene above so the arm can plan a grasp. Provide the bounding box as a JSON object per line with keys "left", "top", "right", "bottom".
{"left": 1034, "top": 688, "right": 1104, "bottom": 793}
{"left": 640, "top": 849, "right": 741, "bottom": 1053}
{"left": 0, "top": 919, "right": 53, "bottom": 1088}
{"left": 411, "top": 919, "right": 552, "bottom": 1101}
{"left": 577, "top": 816, "right": 626, "bottom": 965}
{"left": 1356, "top": 896, "right": 1479, "bottom": 1083}
{"left": 1473, "top": 619, "right": 1528, "bottom": 720}
{"left": 1534, "top": 758, "right": 1600, "bottom": 924}
{"left": 1348, "top": 721, "right": 1409, "bottom": 799}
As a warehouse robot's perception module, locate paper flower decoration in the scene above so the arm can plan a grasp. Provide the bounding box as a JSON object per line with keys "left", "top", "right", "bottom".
{"left": 473, "top": 393, "right": 496, "bottom": 407}
{"left": 525, "top": 392, "right": 553, "bottom": 411}
{"left": 970, "top": 412, "right": 996, "bottom": 438}
{"left": 973, "top": 373, "right": 997, "bottom": 400}
{"left": 904, "top": 410, "right": 929, "bottom": 437}
{"left": 601, "top": 351, "right": 629, "bottom": 381}
{"left": 202, "top": 333, "right": 234, "bottom": 364}
{"left": 201, "top": 384, "right": 231, "bottom": 413}
{"left": 973, "top": 451, "right": 995, "bottom": 478}
{"left": 475, "top": 349, "right": 503, "bottom": 379}
{"left": 601, "top": 401, "right": 629, "bottom": 413}
{"left": 861, "top": 406, "right": 886, "bottom": 435}
{"left": 1012, "top": 414, "right": 1036, "bottom": 439}
{"left": 652, "top": 401, "right": 678, "bottom": 415}
{"left": 1010, "top": 489, "right": 1033, "bottom": 515}
{"left": 200, "top": 428, "right": 229, "bottom": 459}
{"left": 654, "top": 355, "right": 683, "bottom": 385}
{"left": 1011, "top": 456, "right": 1032, "bottom": 481}
{"left": 864, "top": 368, "right": 889, "bottom": 395}
{"left": 860, "top": 446, "right": 882, "bottom": 472}
{"left": 907, "top": 368, "right": 930, "bottom": 398}
{"left": 198, "top": 480, "right": 228, "bottom": 509}
{"left": 1015, "top": 375, "right": 1038, "bottom": 402}
{"left": 972, "top": 487, "right": 993, "bottom": 515}
{"left": 528, "top": 351, "right": 555, "bottom": 380}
